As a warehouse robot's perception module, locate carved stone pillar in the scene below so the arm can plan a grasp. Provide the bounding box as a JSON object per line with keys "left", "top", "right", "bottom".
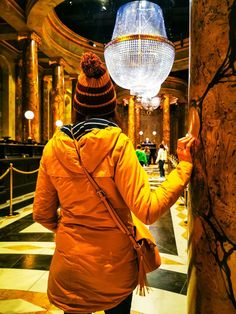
{"left": 18, "top": 32, "right": 41, "bottom": 143}
{"left": 163, "top": 94, "right": 170, "bottom": 149}
{"left": 49, "top": 58, "right": 65, "bottom": 133}
{"left": 70, "top": 75, "right": 78, "bottom": 124}
{"left": 188, "top": 1, "right": 236, "bottom": 313}
{"left": 135, "top": 104, "right": 141, "bottom": 146}
{"left": 15, "top": 58, "right": 23, "bottom": 142}
{"left": 128, "top": 96, "right": 135, "bottom": 145}
{"left": 42, "top": 76, "right": 52, "bottom": 143}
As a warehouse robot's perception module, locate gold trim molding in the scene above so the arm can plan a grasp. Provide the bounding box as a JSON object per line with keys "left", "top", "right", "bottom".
{"left": 18, "top": 32, "right": 42, "bottom": 45}
{"left": 49, "top": 57, "right": 66, "bottom": 67}
{"left": 105, "top": 34, "right": 175, "bottom": 49}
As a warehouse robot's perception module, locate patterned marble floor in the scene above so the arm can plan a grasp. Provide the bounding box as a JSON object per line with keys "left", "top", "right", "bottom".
{"left": 0, "top": 167, "right": 189, "bottom": 314}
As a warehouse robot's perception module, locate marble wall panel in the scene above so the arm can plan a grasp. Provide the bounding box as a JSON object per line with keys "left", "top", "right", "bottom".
{"left": 188, "top": 1, "right": 236, "bottom": 313}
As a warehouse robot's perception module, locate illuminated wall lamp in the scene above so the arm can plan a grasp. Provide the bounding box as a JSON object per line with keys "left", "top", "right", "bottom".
{"left": 24, "top": 110, "right": 34, "bottom": 140}
{"left": 56, "top": 120, "right": 63, "bottom": 127}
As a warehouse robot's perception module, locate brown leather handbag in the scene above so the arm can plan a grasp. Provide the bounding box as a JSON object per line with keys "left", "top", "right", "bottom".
{"left": 72, "top": 134, "right": 161, "bottom": 296}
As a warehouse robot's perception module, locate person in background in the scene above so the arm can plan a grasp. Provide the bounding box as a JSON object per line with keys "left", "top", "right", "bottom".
{"left": 143, "top": 137, "right": 152, "bottom": 144}
{"left": 144, "top": 146, "right": 151, "bottom": 165}
{"left": 142, "top": 138, "right": 156, "bottom": 165}
{"left": 162, "top": 140, "right": 169, "bottom": 153}
{"left": 156, "top": 143, "right": 167, "bottom": 179}
{"left": 135, "top": 144, "right": 147, "bottom": 166}
{"left": 33, "top": 52, "right": 195, "bottom": 314}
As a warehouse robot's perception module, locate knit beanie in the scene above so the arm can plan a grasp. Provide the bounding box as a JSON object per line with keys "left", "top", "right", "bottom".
{"left": 73, "top": 52, "right": 117, "bottom": 116}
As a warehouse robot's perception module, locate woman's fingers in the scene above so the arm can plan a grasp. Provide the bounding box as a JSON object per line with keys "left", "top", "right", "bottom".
{"left": 177, "top": 135, "right": 193, "bottom": 149}
{"left": 177, "top": 135, "right": 195, "bottom": 163}
{"left": 186, "top": 137, "right": 195, "bottom": 149}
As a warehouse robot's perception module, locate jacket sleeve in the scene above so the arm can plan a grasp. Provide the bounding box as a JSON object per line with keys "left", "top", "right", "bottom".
{"left": 33, "top": 157, "right": 59, "bottom": 232}
{"left": 114, "top": 138, "right": 193, "bottom": 225}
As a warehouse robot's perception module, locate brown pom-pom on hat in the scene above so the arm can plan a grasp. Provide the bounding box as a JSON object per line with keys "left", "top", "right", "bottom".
{"left": 73, "top": 52, "right": 116, "bottom": 117}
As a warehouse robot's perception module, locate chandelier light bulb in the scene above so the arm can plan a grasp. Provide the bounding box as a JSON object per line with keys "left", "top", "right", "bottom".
{"left": 151, "top": 96, "right": 161, "bottom": 109}
{"left": 104, "top": 1, "right": 175, "bottom": 100}
{"left": 140, "top": 96, "right": 161, "bottom": 112}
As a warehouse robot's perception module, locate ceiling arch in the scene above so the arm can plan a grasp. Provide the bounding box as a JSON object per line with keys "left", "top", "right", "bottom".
{"left": 25, "top": 0, "right": 189, "bottom": 75}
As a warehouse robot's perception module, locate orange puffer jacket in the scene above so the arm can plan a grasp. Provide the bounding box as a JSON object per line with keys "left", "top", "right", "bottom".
{"left": 33, "top": 126, "right": 192, "bottom": 313}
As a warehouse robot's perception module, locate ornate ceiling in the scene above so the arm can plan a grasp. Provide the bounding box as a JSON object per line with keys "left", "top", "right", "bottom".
{"left": 0, "top": 0, "right": 189, "bottom": 100}
{"left": 55, "top": 0, "right": 189, "bottom": 44}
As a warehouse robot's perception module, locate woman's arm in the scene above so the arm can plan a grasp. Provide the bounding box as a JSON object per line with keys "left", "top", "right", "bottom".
{"left": 114, "top": 137, "right": 193, "bottom": 225}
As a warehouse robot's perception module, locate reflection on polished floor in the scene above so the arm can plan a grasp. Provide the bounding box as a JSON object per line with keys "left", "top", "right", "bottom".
{"left": 0, "top": 166, "right": 188, "bottom": 314}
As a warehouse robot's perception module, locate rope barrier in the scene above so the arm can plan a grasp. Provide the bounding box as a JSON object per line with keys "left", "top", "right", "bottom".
{"left": 0, "top": 168, "right": 10, "bottom": 180}
{"left": 12, "top": 167, "right": 39, "bottom": 175}
{"left": 0, "top": 163, "right": 39, "bottom": 217}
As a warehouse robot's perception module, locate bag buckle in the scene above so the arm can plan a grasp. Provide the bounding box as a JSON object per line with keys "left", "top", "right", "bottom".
{"left": 96, "top": 189, "right": 106, "bottom": 198}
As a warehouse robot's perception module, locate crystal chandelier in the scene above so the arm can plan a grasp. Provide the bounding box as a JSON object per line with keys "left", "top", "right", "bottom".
{"left": 104, "top": 1, "right": 175, "bottom": 99}
{"left": 136, "top": 96, "right": 161, "bottom": 113}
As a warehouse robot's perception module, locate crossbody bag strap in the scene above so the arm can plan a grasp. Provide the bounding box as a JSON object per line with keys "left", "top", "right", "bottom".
{"left": 71, "top": 130, "right": 139, "bottom": 249}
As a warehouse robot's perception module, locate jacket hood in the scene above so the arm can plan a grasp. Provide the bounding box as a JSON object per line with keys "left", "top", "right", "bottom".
{"left": 48, "top": 126, "right": 122, "bottom": 174}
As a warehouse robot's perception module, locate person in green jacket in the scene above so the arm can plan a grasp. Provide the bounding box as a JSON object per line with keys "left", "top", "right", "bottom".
{"left": 135, "top": 144, "right": 147, "bottom": 166}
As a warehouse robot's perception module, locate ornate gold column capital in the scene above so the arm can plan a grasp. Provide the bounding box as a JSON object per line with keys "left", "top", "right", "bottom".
{"left": 49, "top": 57, "right": 66, "bottom": 67}
{"left": 43, "top": 75, "right": 52, "bottom": 83}
{"left": 162, "top": 93, "right": 169, "bottom": 101}
{"left": 161, "top": 94, "right": 178, "bottom": 105}
{"left": 18, "top": 32, "right": 41, "bottom": 45}
{"left": 69, "top": 74, "right": 79, "bottom": 81}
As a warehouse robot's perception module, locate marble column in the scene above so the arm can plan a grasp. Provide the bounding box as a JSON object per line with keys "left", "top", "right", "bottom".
{"left": 18, "top": 32, "right": 41, "bottom": 143}
{"left": 42, "top": 76, "right": 52, "bottom": 143}
{"left": 188, "top": 1, "right": 236, "bottom": 313}
{"left": 163, "top": 94, "right": 170, "bottom": 149}
{"left": 15, "top": 58, "right": 23, "bottom": 142}
{"left": 135, "top": 104, "right": 141, "bottom": 146}
{"left": 128, "top": 96, "right": 135, "bottom": 145}
{"left": 70, "top": 75, "right": 78, "bottom": 124}
{"left": 49, "top": 58, "right": 65, "bottom": 133}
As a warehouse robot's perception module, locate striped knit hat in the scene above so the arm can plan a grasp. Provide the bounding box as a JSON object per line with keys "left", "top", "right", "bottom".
{"left": 73, "top": 52, "right": 116, "bottom": 116}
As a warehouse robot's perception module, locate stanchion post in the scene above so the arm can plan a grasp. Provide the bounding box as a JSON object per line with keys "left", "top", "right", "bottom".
{"left": 9, "top": 163, "right": 13, "bottom": 216}
{"left": 1, "top": 163, "right": 39, "bottom": 218}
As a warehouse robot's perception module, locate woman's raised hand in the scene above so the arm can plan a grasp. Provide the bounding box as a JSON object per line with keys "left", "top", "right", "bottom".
{"left": 177, "top": 135, "right": 195, "bottom": 163}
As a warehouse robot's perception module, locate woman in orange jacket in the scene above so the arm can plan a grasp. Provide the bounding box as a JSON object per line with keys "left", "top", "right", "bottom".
{"left": 33, "top": 52, "right": 194, "bottom": 314}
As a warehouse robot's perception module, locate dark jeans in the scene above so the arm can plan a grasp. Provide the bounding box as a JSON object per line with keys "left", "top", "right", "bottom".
{"left": 158, "top": 160, "right": 165, "bottom": 177}
{"left": 64, "top": 292, "right": 132, "bottom": 314}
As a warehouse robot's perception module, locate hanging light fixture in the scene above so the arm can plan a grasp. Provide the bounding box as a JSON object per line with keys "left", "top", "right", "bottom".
{"left": 104, "top": 1, "right": 175, "bottom": 99}
{"left": 137, "top": 96, "right": 161, "bottom": 113}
